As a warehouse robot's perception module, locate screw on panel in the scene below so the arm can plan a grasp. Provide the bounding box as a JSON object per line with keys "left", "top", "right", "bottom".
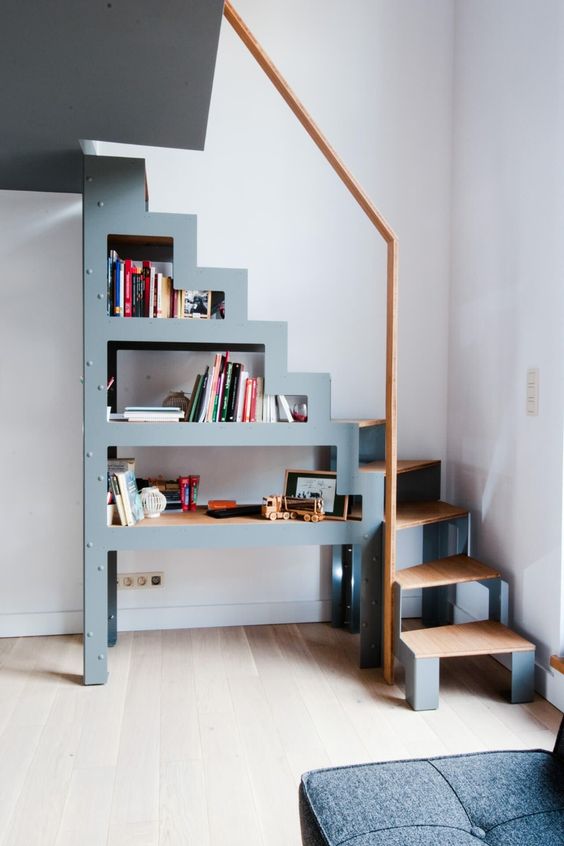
{"left": 86, "top": 542, "right": 93, "bottom": 548}
{"left": 86, "top": 268, "right": 93, "bottom": 275}
{"left": 97, "top": 385, "right": 105, "bottom": 390}
{"left": 86, "top": 451, "right": 93, "bottom": 457}
{"left": 86, "top": 176, "right": 93, "bottom": 182}
{"left": 98, "top": 654, "right": 105, "bottom": 660}
{"left": 98, "top": 565, "right": 105, "bottom": 572}
{"left": 86, "top": 361, "right": 93, "bottom": 366}
{"left": 97, "top": 293, "right": 104, "bottom": 300}
{"left": 97, "top": 201, "right": 104, "bottom": 207}
{"left": 87, "top": 631, "right": 93, "bottom": 638}
{"left": 97, "top": 475, "right": 104, "bottom": 481}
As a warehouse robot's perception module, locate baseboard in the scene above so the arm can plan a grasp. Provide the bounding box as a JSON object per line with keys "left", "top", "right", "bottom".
{"left": 0, "top": 600, "right": 331, "bottom": 638}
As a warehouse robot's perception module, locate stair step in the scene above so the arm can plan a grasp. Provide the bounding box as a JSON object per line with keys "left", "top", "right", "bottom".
{"left": 395, "top": 554, "right": 500, "bottom": 590}
{"left": 360, "top": 459, "right": 440, "bottom": 475}
{"left": 401, "top": 621, "right": 534, "bottom": 659}
{"left": 550, "top": 655, "right": 564, "bottom": 675}
{"left": 396, "top": 500, "right": 468, "bottom": 529}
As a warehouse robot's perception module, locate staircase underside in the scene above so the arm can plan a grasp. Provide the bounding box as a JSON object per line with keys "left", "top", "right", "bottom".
{"left": 0, "top": 0, "right": 224, "bottom": 192}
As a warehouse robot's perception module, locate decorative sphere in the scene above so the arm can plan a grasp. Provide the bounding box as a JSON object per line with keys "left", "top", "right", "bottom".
{"left": 140, "top": 486, "right": 167, "bottom": 518}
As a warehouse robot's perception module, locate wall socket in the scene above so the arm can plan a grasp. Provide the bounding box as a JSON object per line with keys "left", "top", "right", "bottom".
{"left": 117, "top": 571, "right": 164, "bottom": 589}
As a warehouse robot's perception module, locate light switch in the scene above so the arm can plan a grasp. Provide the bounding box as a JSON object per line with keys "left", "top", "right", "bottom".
{"left": 526, "top": 368, "right": 539, "bottom": 416}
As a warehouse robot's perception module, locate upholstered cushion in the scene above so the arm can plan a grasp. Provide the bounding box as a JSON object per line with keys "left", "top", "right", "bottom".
{"left": 300, "top": 746, "right": 564, "bottom": 846}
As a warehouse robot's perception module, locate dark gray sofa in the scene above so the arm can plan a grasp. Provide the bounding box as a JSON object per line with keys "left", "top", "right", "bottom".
{"left": 300, "top": 715, "right": 564, "bottom": 845}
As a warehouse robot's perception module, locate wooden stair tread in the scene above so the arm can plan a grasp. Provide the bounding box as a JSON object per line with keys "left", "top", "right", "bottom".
{"left": 550, "top": 655, "right": 564, "bottom": 675}
{"left": 396, "top": 500, "right": 468, "bottom": 529}
{"left": 360, "top": 459, "right": 440, "bottom": 475}
{"left": 395, "top": 555, "right": 500, "bottom": 590}
{"left": 401, "top": 621, "right": 534, "bottom": 658}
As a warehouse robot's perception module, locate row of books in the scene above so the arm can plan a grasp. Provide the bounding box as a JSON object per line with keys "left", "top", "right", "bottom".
{"left": 107, "top": 459, "right": 144, "bottom": 526}
{"left": 183, "top": 354, "right": 302, "bottom": 423}
{"left": 107, "top": 252, "right": 218, "bottom": 319}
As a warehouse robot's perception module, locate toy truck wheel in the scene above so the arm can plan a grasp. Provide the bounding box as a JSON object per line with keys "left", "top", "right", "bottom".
{"left": 269, "top": 512, "right": 277, "bottom": 521}
{"left": 303, "top": 513, "right": 311, "bottom": 522}
{"left": 283, "top": 512, "right": 290, "bottom": 520}
{"left": 290, "top": 512, "right": 297, "bottom": 519}
{"left": 311, "top": 514, "right": 319, "bottom": 522}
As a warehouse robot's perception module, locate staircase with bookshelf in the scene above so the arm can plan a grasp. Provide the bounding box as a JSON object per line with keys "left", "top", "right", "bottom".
{"left": 83, "top": 154, "right": 386, "bottom": 685}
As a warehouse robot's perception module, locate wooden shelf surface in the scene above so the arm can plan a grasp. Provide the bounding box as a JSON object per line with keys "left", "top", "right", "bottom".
{"left": 111, "top": 506, "right": 347, "bottom": 529}
{"left": 395, "top": 555, "right": 500, "bottom": 590}
{"left": 396, "top": 500, "right": 468, "bottom": 529}
{"left": 401, "top": 621, "right": 535, "bottom": 659}
{"left": 550, "top": 655, "right": 564, "bottom": 675}
{"left": 360, "top": 459, "right": 440, "bottom": 475}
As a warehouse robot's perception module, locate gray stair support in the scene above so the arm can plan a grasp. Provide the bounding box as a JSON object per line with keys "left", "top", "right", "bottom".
{"left": 510, "top": 651, "right": 535, "bottom": 703}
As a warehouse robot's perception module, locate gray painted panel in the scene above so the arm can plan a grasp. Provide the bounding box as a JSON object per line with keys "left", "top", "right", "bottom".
{"left": 1, "top": 0, "right": 223, "bottom": 191}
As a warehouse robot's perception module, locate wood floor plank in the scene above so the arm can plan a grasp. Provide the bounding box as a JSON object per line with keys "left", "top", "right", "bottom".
{"left": 109, "top": 631, "right": 162, "bottom": 829}
{"left": 160, "top": 630, "right": 202, "bottom": 764}
{"left": 159, "top": 760, "right": 210, "bottom": 846}
{"left": 55, "top": 767, "right": 115, "bottom": 846}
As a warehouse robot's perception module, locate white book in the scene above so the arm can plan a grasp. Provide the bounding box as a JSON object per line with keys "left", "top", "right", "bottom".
{"left": 236, "top": 371, "right": 249, "bottom": 422}
{"left": 277, "top": 394, "right": 294, "bottom": 423}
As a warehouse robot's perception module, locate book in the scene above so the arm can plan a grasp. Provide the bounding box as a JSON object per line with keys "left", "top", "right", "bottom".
{"left": 236, "top": 370, "right": 249, "bottom": 422}
{"left": 255, "top": 376, "right": 264, "bottom": 423}
{"left": 115, "top": 471, "right": 144, "bottom": 526}
{"left": 226, "top": 362, "right": 242, "bottom": 422}
{"left": 206, "top": 354, "right": 223, "bottom": 422}
{"left": 277, "top": 394, "right": 294, "bottom": 423}
{"left": 109, "top": 474, "right": 127, "bottom": 525}
{"left": 220, "top": 361, "right": 234, "bottom": 422}
{"left": 123, "top": 258, "right": 134, "bottom": 318}
{"left": 249, "top": 377, "right": 258, "bottom": 422}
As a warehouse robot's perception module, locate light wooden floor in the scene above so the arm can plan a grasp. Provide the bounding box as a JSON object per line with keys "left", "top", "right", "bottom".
{"left": 0, "top": 624, "right": 560, "bottom": 846}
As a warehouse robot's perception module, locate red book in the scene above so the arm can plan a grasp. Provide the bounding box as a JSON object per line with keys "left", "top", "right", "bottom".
{"left": 249, "top": 377, "right": 258, "bottom": 422}
{"left": 123, "top": 259, "right": 133, "bottom": 317}
{"left": 242, "top": 377, "right": 253, "bottom": 422}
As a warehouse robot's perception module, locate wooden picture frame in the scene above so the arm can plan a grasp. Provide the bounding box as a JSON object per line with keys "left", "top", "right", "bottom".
{"left": 283, "top": 469, "right": 348, "bottom": 520}
{"left": 183, "top": 290, "right": 211, "bottom": 319}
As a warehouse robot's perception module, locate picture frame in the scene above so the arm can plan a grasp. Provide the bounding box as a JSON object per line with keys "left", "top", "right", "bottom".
{"left": 283, "top": 469, "right": 348, "bottom": 521}
{"left": 183, "top": 290, "right": 211, "bottom": 319}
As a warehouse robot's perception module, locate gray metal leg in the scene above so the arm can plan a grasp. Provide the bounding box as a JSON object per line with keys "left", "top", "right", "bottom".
{"left": 108, "top": 550, "right": 117, "bottom": 647}
{"left": 349, "top": 544, "right": 362, "bottom": 634}
{"left": 422, "top": 585, "right": 450, "bottom": 627}
{"left": 83, "top": 546, "right": 109, "bottom": 685}
{"left": 404, "top": 652, "right": 440, "bottom": 711}
{"left": 359, "top": 527, "right": 383, "bottom": 668}
{"left": 510, "top": 650, "right": 535, "bottom": 703}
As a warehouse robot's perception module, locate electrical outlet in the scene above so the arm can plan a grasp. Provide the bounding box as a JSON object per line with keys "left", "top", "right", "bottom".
{"left": 117, "top": 571, "right": 164, "bottom": 589}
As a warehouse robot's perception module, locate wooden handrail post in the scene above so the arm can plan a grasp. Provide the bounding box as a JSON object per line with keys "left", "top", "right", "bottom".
{"left": 224, "top": 0, "right": 398, "bottom": 683}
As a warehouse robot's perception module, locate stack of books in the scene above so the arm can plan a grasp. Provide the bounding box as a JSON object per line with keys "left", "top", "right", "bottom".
{"left": 123, "top": 406, "right": 184, "bottom": 423}
{"left": 107, "top": 458, "right": 144, "bottom": 526}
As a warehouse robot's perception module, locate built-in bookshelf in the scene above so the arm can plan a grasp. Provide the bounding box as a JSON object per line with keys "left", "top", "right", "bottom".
{"left": 83, "top": 154, "right": 385, "bottom": 685}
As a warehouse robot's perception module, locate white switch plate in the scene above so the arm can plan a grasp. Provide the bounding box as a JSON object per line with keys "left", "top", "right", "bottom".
{"left": 526, "top": 368, "right": 539, "bottom": 416}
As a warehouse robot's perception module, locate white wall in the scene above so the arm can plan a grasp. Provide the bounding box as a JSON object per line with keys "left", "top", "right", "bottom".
{"left": 1, "top": 0, "right": 454, "bottom": 635}
{"left": 447, "top": 0, "right": 564, "bottom": 709}
{"left": 0, "top": 191, "right": 83, "bottom": 635}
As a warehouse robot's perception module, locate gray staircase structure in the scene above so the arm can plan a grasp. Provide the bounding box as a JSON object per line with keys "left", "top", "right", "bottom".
{"left": 83, "top": 154, "right": 386, "bottom": 684}
{"left": 1, "top": 0, "right": 224, "bottom": 192}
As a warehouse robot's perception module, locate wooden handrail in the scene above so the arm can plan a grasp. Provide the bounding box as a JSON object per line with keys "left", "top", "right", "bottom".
{"left": 224, "top": 0, "right": 398, "bottom": 683}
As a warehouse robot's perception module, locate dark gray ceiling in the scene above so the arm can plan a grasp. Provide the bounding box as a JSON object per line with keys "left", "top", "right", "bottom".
{"left": 0, "top": 0, "right": 224, "bottom": 193}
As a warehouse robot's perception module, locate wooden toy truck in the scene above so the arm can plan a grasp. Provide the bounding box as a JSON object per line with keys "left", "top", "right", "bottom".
{"left": 262, "top": 495, "right": 325, "bottom": 522}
